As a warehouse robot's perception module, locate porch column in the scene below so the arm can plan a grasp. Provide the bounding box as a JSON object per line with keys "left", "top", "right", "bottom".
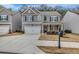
{"left": 53, "top": 25, "right": 54, "bottom": 32}
{"left": 61, "top": 23, "right": 64, "bottom": 32}
{"left": 53, "top": 25, "right": 55, "bottom": 32}
{"left": 41, "top": 24, "right": 44, "bottom": 34}
{"left": 58, "top": 25, "right": 59, "bottom": 32}
{"left": 48, "top": 25, "right": 50, "bottom": 32}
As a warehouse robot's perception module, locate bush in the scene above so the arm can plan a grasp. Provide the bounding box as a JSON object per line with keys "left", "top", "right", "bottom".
{"left": 65, "top": 30, "right": 72, "bottom": 33}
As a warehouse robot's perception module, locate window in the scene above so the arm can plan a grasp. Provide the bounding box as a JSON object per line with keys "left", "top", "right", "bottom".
{"left": 0, "top": 15, "right": 8, "bottom": 21}
{"left": 50, "top": 16, "right": 53, "bottom": 22}
{"left": 50, "top": 16, "right": 58, "bottom": 22}
{"left": 53, "top": 16, "right": 58, "bottom": 22}
{"left": 29, "top": 15, "right": 32, "bottom": 21}
{"left": 25, "top": 15, "right": 37, "bottom": 22}
{"left": 25, "top": 15, "right": 27, "bottom": 21}
{"left": 32, "top": 15, "right": 37, "bottom": 22}
{"left": 26, "top": 14, "right": 32, "bottom": 22}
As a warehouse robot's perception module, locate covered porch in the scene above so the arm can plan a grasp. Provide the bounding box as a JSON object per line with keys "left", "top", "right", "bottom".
{"left": 41, "top": 23, "right": 64, "bottom": 34}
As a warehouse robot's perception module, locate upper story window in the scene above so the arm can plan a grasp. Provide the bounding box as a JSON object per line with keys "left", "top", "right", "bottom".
{"left": 0, "top": 15, "right": 8, "bottom": 21}
{"left": 32, "top": 15, "right": 37, "bottom": 22}
{"left": 50, "top": 16, "right": 58, "bottom": 22}
{"left": 50, "top": 16, "right": 53, "bottom": 22}
{"left": 24, "top": 14, "right": 32, "bottom": 22}
{"left": 25, "top": 15, "right": 38, "bottom": 22}
{"left": 25, "top": 15, "right": 27, "bottom": 21}
{"left": 53, "top": 16, "right": 58, "bottom": 22}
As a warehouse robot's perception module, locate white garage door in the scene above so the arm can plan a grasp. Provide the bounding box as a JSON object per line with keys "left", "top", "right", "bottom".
{"left": 24, "top": 25, "right": 41, "bottom": 34}
{"left": 0, "top": 25, "right": 10, "bottom": 35}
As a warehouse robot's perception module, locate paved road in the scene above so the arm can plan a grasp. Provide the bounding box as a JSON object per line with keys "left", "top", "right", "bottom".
{"left": 0, "top": 34, "right": 44, "bottom": 54}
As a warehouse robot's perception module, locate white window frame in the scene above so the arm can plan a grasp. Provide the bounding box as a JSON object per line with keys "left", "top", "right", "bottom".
{"left": 53, "top": 16, "right": 58, "bottom": 22}
{"left": 0, "top": 15, "right": 8, "bottom": 21}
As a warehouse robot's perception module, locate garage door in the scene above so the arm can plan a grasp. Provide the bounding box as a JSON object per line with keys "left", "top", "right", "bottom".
{"left": 24, "top": 25, "right": 41, "bottom": 34}
{"left": 0, "top": 25, "right": 10, "bottom": 35}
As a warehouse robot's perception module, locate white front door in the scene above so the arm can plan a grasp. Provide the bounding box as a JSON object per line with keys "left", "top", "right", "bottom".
{"left": 0, "top": 25, "right": 10, "bottom": 35}
{"left": 24, "top": 25, "right": 41, "bottom": 34}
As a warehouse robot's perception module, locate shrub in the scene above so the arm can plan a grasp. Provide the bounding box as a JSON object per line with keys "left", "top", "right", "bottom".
{"left": 65, "top": 30, "right": 72, "bottom": 33}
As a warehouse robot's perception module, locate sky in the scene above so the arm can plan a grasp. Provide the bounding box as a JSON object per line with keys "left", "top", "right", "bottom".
{"left": 1, "top": 4, "right": 79, "bottom": 11}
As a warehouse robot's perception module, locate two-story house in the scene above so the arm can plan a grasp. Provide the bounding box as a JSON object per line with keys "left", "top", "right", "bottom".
{"left": 21, "top": 7, "right": 63, "bottom": 34}
{"left": 0, "top": 6, "right": 64, "bottom": 35}
{"left": 0, "top": 6, "right": 13, "bottom": 35}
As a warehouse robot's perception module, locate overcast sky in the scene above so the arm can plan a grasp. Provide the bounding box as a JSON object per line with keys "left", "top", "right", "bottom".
{"left": 1, "top": 4, "right": 79, "bottom": 11}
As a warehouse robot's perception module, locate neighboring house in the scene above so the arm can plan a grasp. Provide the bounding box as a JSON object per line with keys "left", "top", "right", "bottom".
{"left": 21, "top": 7, "right": 63, "bottom": 34}
{"left": 62, "top": 11, "right": 79, "bottom": 34}
{"left": 0, "top": 6, "right": 13, "bottom": 35}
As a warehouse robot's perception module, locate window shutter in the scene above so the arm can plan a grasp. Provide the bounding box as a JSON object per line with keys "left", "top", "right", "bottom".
{"left": 7, "top": 16, "right": 8, "bottom": 21}
{"left": 32, "top": 16, "right": 34, "bottom": 22}
{"left": 57, "top": 16, "right": 58, "bottom": 22}
{"left": 50, "top": 16, "right": 51, "bottom": 21}
{"left": 44, "top": 16, "right": 46, "bottom": 21}
{"left": 0, "top": 16, "right": 1, "bottom": 21}
{"left": 25, "top": 16, "right": 27, "bottom": 21}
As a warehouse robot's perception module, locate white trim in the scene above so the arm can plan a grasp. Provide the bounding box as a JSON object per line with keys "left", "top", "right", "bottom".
{"left": 22, "top": 7, "right": 39, "bottom": 15}
{"left": 0, "top": 8, "right": 12, "bottom": 15}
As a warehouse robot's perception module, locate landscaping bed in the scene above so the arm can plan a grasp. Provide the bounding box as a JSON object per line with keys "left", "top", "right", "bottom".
{"left": 0, "top": 32, "right": 23, "bottom": 37}
{"left": 38, "top": 46, "right": 79, "bottom": 54}
{"left": 8, "top": 32, "right": 23, "bottom": 36}
{"left": 39, "top": 33, "right": 79, "bottom": 42}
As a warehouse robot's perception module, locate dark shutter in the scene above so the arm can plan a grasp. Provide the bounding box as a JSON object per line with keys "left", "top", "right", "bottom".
{"left": 7, "top": 16, "right": 8, "bottom": 21}
{"left": 25, "top": 16, "right": 27, "bottom": 21}
{"left": 44, "top": 16, "right": 46, "bottom": 22}
{"left": 0, "top": 16, "right": 1, "bottom": 21}
{"left": 32, "top": 16, "right": 34, "bottom": 22}
{"left": 50, "top": 16, "right": 51, "bottom": 21}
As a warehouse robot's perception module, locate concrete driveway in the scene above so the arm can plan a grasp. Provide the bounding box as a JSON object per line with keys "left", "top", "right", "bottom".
{"left": 0, "top": 34, "right": 44, "bottom": 54}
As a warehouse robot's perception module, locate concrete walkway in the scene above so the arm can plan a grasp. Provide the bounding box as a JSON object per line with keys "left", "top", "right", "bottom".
{"left": 37, "top": 40, "right": 79, "bottom": 48}
{"left": 0, "top": 34, "right": 44, "bottom": 54}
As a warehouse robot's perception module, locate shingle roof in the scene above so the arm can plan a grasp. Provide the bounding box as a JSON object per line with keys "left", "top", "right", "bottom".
{"left": 19, "top": 6, "right": 61, "bottom": 16}
{"left": 40, "top": 11, "right": 61, "bottom": 16}
{"left": 0, "top": 5, "right": 13, "bottom": 15}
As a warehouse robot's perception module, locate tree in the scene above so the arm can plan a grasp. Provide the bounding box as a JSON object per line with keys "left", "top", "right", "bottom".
{"left": 8, "top": 8, "right": 12, "bottom": 11}
{"left": 38, "top": 4, "right": 53, "bottom": 11}
{"left": 19, "top": 4, "right": 28, "bottom": 12}
{"left": 54, "top": 6, "right": 67, "bottom": 16}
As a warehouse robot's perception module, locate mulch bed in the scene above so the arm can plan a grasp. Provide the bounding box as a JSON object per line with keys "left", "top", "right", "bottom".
{"left": 38, "top": 46, "right": 79, "bottom": 54}
{"left": 0, "top": 32, "right": 23, "bottom": 37}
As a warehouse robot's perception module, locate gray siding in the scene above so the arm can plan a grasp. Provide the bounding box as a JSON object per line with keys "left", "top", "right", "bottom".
{"left": 12, "top": 12, "right": 22, "bottom": 32}
{"left": 62, "top": 11, "right": 79, "bottom": 34}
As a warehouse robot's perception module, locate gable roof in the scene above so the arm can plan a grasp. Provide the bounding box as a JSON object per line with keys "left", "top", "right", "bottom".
{"left": 0, "top": 5, "right": 13, "bottom": 15}
{"left": 62, "top": 11, "right": 79, "bottom": 22}
{"left": 20, "top": 6, "right": 61, "bottom": 16}
{"left": 20, "top": 6, "right": 40, "bottom": 15}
